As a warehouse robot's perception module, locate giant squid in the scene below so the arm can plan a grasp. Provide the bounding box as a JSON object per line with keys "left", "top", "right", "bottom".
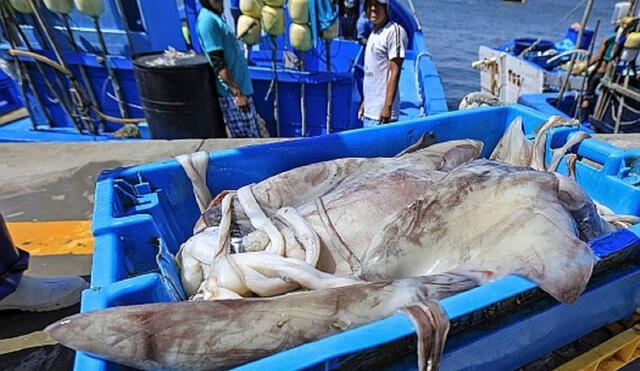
{"left": 47, "top": 117, "right": 617, "bottom": 370}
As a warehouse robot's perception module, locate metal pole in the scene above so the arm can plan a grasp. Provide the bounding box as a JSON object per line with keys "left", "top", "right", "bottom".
{"left": 613, "top": 73, "right": 629, "bottom": 133}
{"left": 593, "top": 0, "right": 636, "bottom": 120}
{"left": 62, "top": 14, "right": 103, "bottom": 132}
{"left": 613, "top": 20, "right": 640, "bottom": 132}
{"left": 325, "top": 39, "right": 332, "bottom": 134}
{"left": 27, "top": 13, "right": 77, "bottom": 125}
{"left": 113, "top": 0, "right": 136, "bottom": 56}
{"left": 557, "top": 0, "right": 595, "bottom": 102}
{"left": 12, "top": 20, "right": 75, "bottom": 122}
{"left": 574, "top": 19, "right": 600, "bottom": 120}
{"left": 270, "top": 36, "right": 280, "bottom": 137}
{"left": 0, "top": 3, "right": 52, "bottom": 128}
{"left": 27, "top": 0, "right": 90, "bottom": 133}
{"left": 300, "top": 52, "right": 306, "bottom": 136}
{"left": 93, "top": 16, "right": 129, "bottom": 119}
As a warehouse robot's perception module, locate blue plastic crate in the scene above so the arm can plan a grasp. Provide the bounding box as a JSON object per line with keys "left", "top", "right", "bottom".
{"left": 0, "top": 71, "right": 22, "bottom": 116}
{"left": 82, "top": 105, "right": 640, "bottom": 371}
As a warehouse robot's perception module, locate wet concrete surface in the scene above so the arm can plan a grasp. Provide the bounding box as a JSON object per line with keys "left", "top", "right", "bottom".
{"left": 0, "top": 138, "right": 285, "bottom": 222}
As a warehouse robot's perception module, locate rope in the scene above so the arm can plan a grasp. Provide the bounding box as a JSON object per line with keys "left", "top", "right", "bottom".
{"left": 8, "top": 49, "right": 146, "bottom": 124}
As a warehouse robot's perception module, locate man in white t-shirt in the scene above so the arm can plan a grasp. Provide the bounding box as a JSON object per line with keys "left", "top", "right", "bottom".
{"left": 358, "top": 0, "right": 408, "bottom": 127}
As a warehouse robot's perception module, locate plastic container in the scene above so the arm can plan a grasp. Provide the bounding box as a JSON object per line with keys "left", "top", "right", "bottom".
{"left": 612, "top": 1, "right": 631, "bottom": 25}
{"left": 565, "top": 27, "right": 595, "bottom": 50}
{"left": 80, "top": 105, "right": 640, "bottom": 371}
{"left": 132, "top": 52, "right": 226, "bottom": 139}
{"left": 513, "top": 38, "right": 555, "bottom": 55}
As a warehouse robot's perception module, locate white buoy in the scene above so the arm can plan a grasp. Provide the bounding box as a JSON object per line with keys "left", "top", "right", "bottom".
{"left": 263, "top": 0, "right": 284, "bottom": 7}
{"left": 289, "top": 23, "right": 312, "bottom": 52}
{"left": 75, "top": 0, "right": 128, "bottom": 118}
{"left": 73, "top": 0, "right": 104, "bottom": 17}
{"left": 9, "top": 0, "right": 34, "bottom": 14}
{"left": 288, "top": 0, "right": 309, "bottom": 23}
{"left": 240, "top": 0, "right": 263, "bottom": 18}
{"left": 261, "top": 6, "right": 284, "bottom": 36}
{"left": 44, "top": 0, "right": 74, "bottom": 14}
{"left": 237, "top": 15, "right": 261, "bottom": 46}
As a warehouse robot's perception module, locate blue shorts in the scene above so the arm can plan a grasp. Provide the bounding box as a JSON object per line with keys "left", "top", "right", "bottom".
{"left": 362, "top": 117, "right": 397, "bottom": 127}
{"left": 362, "top": 117, "right": 381, "bottom": 127}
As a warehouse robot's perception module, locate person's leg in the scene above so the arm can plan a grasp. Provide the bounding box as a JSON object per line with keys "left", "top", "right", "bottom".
{"left": 218, "top": 96, "right": 247, "bottom": 138}
{"left": 580, "top": 72, "right": 603, "bottom": 121}
{"left": 220, "top": 96, "right": 264, "bottom": 138}
{"left": 0, "top": 211, "right": 88, "bottom": 312}
{"left": 0, "top": 213, "right": 29, "bottom": 300}
{"left": 246, "top": 97, "right": 269, "bottom": 137}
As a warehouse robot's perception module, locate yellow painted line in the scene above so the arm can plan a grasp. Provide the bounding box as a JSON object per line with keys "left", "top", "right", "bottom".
{"left": 6, "top": 221, "right": 93, "bottom": 256}
{"left": 0, "top": 331, "right": 57, "bottom": 355}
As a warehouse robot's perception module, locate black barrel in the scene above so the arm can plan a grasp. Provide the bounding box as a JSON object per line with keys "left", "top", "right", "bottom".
{"left": 133, "top": 52, "right": 226, "bottom": 139}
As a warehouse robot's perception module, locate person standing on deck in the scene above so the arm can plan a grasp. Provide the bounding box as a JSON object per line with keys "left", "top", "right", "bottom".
{"left": 0, "top": 212, "right": 87, "bottom": 311}
{"left": 339, "top": 0, "right": 359, "bottom": 40}
{"left": 358, "top": 0, "right": 407, "bottom": 126}
{"left": 198, "top": 0, "right": 265, "bottom": 138}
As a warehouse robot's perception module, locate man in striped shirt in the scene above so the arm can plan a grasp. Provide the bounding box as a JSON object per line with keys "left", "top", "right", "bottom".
{"left": 358, "top": 0, "right": 408, "bottom": 127}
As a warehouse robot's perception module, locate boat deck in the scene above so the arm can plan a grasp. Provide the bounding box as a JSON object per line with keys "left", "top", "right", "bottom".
{"left": 0, "top": 51, "right": 447, "bottom": 143}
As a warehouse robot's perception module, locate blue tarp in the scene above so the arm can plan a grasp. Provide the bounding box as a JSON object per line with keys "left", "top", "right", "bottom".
{"left": 314, "top": 0, "right": 339, "bottom": 32}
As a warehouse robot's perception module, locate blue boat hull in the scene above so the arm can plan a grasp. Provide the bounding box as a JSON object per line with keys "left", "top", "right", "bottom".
{"left": 0, "top": 0, "right": 446, "bottom": 142}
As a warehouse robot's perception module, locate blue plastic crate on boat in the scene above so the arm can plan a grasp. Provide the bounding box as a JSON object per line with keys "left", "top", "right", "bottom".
{"left": 83, "top": 105, "right": 640, "bottom": 371}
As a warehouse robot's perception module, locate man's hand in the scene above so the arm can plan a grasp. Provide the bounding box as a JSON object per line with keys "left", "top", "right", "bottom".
{"left": 358, "top": 102, "right": 365, "bottom": 120}
{"left": 379, "top": 105, "right": 392, "bottom": 123}
{"left": 235, "top": 94, "right": 249, "bottom": 112}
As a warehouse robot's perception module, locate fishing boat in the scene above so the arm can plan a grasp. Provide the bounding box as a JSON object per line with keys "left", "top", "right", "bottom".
{"left": 79, "top": 104, "right": 640, "bottom": 370}
{"left": 0, "top": 0, "right": 446, "bottom": 142}
{"left": 472, "top": 1, "right": 640, "bottom": 134}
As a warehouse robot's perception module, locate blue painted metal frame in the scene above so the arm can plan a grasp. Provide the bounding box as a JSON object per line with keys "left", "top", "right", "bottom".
{"left": 80, "top": 105, "right": 640, "bottom": 370}
{"left": 0, "top": 69, "right": 22, "bottom": 115}
{"left": 5, "top": 0, "right": 186, "bottom": 56}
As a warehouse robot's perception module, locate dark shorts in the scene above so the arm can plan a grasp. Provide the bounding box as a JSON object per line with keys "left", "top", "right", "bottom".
{"left": 218, "top": 96, "right": 263, "bottom": 138}
{"left": 0, "top": 213, "right": 29, "bottom": 300}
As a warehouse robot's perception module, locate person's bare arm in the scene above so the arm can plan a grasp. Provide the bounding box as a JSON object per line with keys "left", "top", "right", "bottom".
{"left": 209, "top": 50, "right": 249, "bottom": 112}
{"left": 218, "top": 67, "right": 249, "bottom": 112}
{"left": 588, "top": 37, "right": 607, "bottom": 66}
{"left": 379, "top": 57, "right": 403, "bottom": 123}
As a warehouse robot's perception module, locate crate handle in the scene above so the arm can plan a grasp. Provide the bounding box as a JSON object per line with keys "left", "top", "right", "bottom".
{"left": 603, "top": 150, "right": 640, "bottom": 181}
{"left": 572, "top": 136, "right": 625, "bottom": 175}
